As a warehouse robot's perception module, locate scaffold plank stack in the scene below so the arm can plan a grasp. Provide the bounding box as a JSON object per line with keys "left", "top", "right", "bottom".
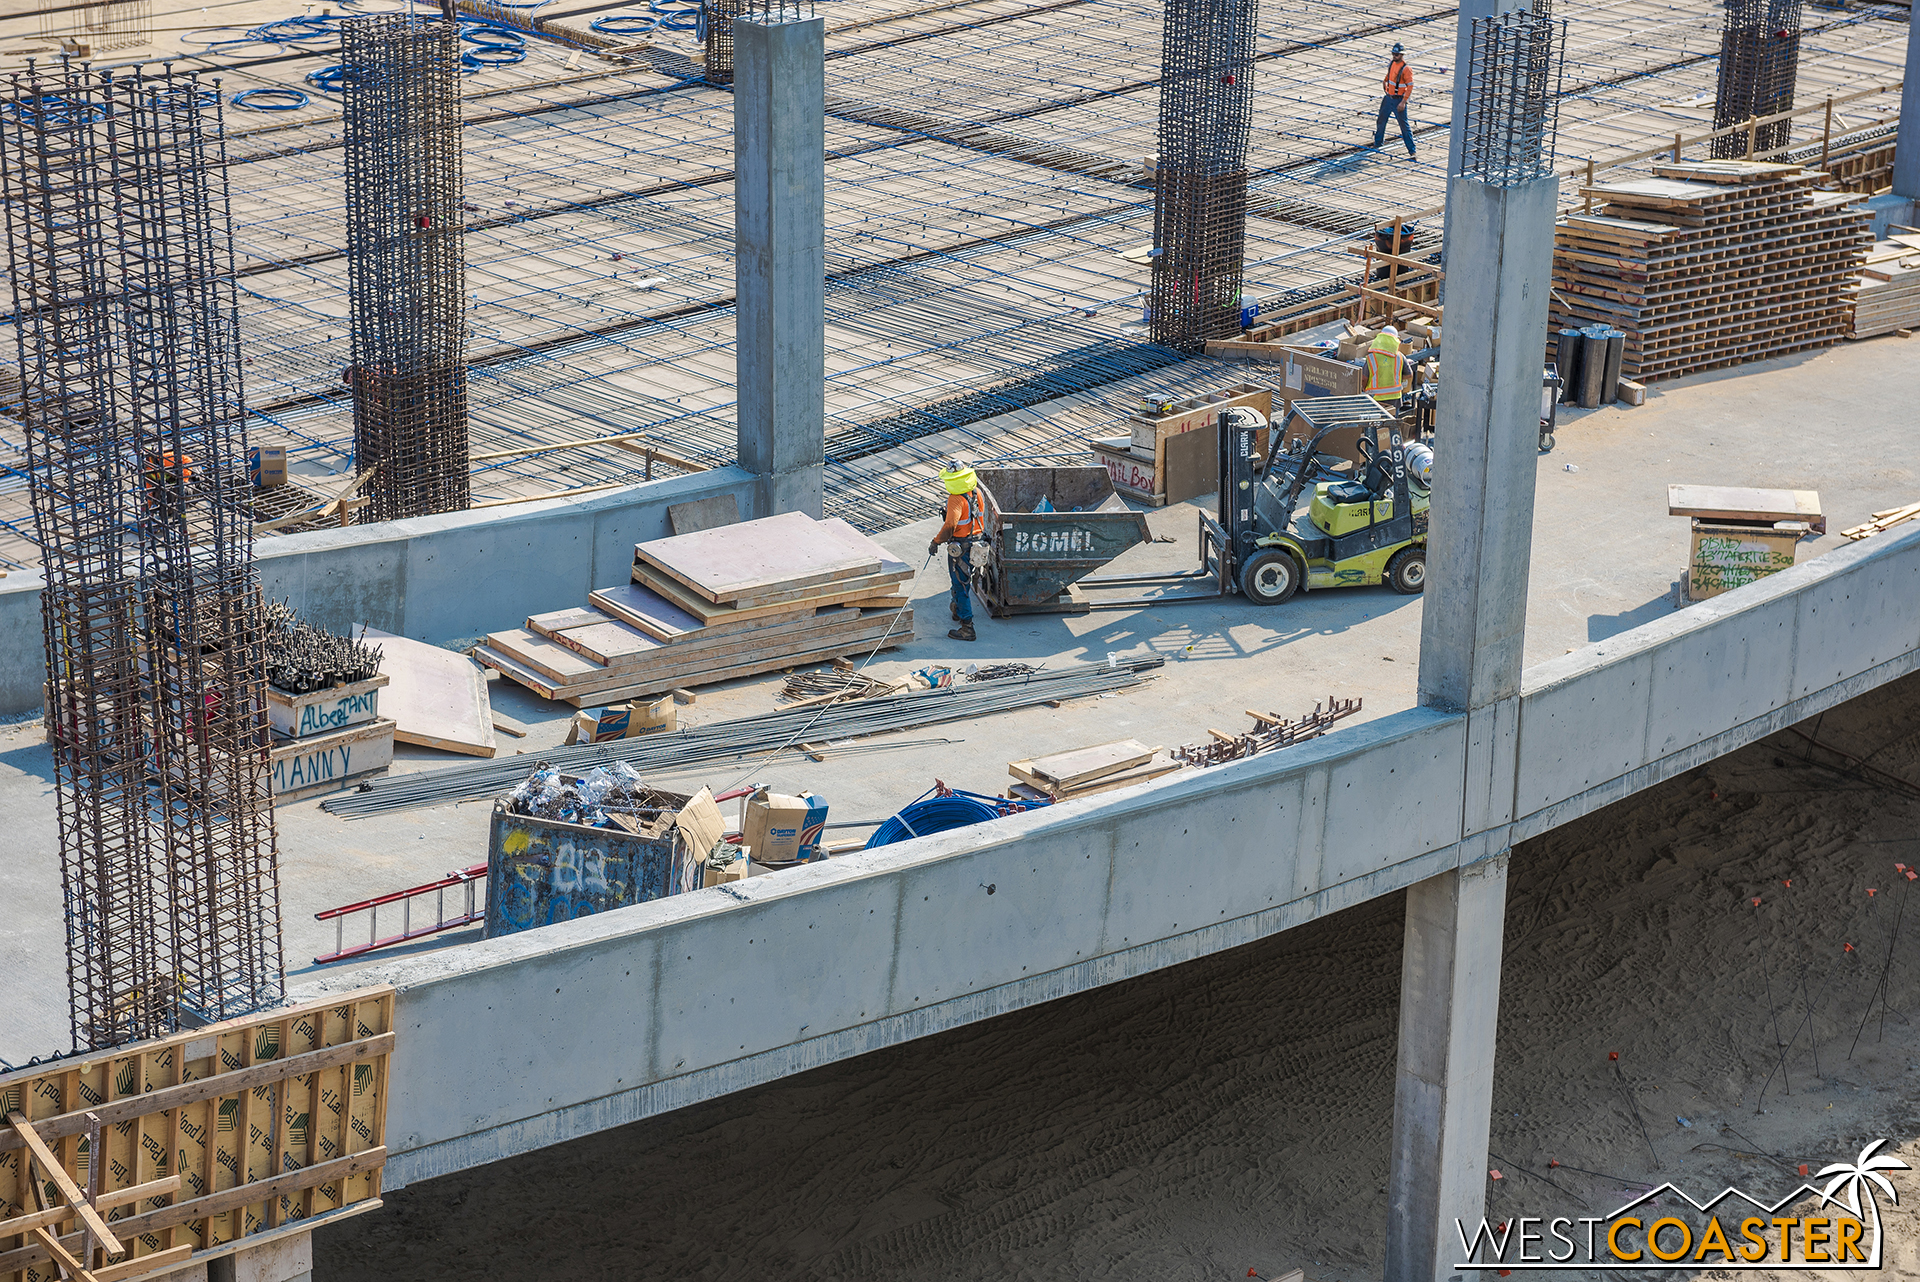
{"left": 343, "top": 13, "right": 470, "bottom": 523}
{"left": 1550, "top": 161, "right": 1869, "bottom": 382}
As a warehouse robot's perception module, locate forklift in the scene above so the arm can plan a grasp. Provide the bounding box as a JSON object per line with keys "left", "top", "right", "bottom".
{"left": 1072, "top": 395, "right": 1430, "bottom": 608}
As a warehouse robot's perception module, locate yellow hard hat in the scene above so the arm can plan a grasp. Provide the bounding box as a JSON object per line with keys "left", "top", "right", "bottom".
{"left": 940, "top": 462, "right": 977, "bottom": 494}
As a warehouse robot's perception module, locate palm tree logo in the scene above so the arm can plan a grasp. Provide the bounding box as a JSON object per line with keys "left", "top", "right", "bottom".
{"left": 1816, "top": 1139, "right": 1910, "bottom": 1266}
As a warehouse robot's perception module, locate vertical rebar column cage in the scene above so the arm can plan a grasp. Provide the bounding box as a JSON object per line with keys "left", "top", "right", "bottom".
{"left": 40, "top": 0, "right": 153, "bottom": 52}
{"left": 738, "top": 0, "right": 814, "bottom": 20}
{"left": 343, "top": 14, "right": 469, "bottom": 523}
{"left": 1711, "top": 0, "right": 1803, "bottom": 157}
{"left": 1148, "top": 0, "right": 1257, "bottom": 352}
{"left": 0, "top": 65, "right": 167, "bottom": 1049}
{"left": 703, "top": 0, "right": 742, "bottom": 84}
{"left": 113, "top": 67, "right": 285, "bottom": 1024}
{"left": 1459, "top": 11, "right": 1567, "bottom": 188}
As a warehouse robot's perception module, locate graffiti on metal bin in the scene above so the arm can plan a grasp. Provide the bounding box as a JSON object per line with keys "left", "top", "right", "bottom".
{"left": 1011, "top": 528, "right": 1096, "bottom": 555}
{"left": 487, "top": 819, "right": 685, "bottom": 937}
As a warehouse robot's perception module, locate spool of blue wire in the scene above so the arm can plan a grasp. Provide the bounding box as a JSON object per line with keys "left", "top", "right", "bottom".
{"left": 461, "top": 44, "right": 526, "bottom": 69}
{"left": 306, "top": 65, "right": 347, "bottom": 93}
{"left": 232, "top": 87, "right": 309, "bottom": 111}
{"left": 590, "top": 13, "right": 657, "bottom": 33}
{"left": 865, "top": 789, "right": 1006, "bottom": 849}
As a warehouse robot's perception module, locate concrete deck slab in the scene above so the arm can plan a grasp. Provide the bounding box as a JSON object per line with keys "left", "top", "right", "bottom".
{"left": 1, "top": 334, "right": 1911, "bottom": 1064}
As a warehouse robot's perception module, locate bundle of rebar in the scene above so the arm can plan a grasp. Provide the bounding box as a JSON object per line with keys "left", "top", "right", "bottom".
{"left": 1711, "top": 0, "right": 1803, "bottom": 157}
{"left": 1173, "top": 696, "right": 1362, "bottom": 767}
{"left": 779, "top": 668, "right": 895, "bottom": 701}
{"left": 324, "top": 657, "right": 1163, "bottom": 817}
{"left": 1459, "top": 9, "right": 1567, "bottom": 188}
{"left": 1, "top": 63, "right": 284, "bottom": 1047}
{"left": 263, "top": 602, "right": 385, "bottom": 693}
{"left": 343, "top": 13, "right": 470, "bottom": 523}
{"left": 1147, "top": 0, "right": 1256, "bottom": 352}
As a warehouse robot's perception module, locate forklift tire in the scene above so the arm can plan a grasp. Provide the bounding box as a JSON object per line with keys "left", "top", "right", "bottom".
{"left": 1387, "top": 547, "right": 1427, "bottom": 595}
{"left": 1239, "top": 549, "right": 1300, "bottom": 604}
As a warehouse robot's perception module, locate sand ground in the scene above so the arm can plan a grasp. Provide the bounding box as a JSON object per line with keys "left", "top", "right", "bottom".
{"left": 313, "top": 669, "right": 1920, "bottom": 1281}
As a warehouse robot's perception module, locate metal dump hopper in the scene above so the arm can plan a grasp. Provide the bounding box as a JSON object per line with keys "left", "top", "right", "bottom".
{"left": 973, "top": 467, "right": 1151, "bottom": 612}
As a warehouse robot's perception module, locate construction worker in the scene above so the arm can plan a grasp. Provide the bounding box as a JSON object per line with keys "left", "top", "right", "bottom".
{"left": 1364, "top": 326, "right": 1408, "bottom": 408}
{"left": 1373, "top": 43, "right": 1416, "bottom": 159}
{"left": 928, "top": 459, "right": 984, "bottom": 642}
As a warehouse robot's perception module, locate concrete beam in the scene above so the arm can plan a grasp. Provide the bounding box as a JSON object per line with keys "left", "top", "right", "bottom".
{"left": 1893, "top": 0, "right": 1918, "bottom": 199}
{"left": 733, "top": 15, "right": 827, "bottom": 520}
{"left": 1385, "top": 853, "right": 1509, "bottom": 1282}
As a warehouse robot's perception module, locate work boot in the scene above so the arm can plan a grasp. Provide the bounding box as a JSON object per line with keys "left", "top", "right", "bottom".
{"left": 948, "top": 621, "right": 976, "bottom": 642}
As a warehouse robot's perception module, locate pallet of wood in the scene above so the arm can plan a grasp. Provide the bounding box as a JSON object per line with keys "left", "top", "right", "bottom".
{"left": 1849, "top": 236, "right": 1920, "bottom": 339}
{"left": 477, "top": 511, "right": 915, "bottom": 706}
{"left": 1088, "top": 383, "right": 1272, "bottom": 507}
{"left": 1549, "top": 161, "right": 1871, "bottom": 383}
{"left": 1008, "top": 738, "right": 1183, "bottom": 802}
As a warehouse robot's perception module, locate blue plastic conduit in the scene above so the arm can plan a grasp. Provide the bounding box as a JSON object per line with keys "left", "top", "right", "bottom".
{"left": 864, "top": 786, "right": 1048, "bottom": 849}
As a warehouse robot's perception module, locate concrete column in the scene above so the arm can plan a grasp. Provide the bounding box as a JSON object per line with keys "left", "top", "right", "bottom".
{"left": 1385, "top": 854, "right": 1511, "bottom": 1282}
{"left": 1892, "top": 0, "right": 1918, "bottom": 200}
{"left": 733, "top": 15, "right": 826, "bottom": 520}
{"left": 1389, "top": 173, "right": 1556, "bottom": 1282}
{"left": 1437, "top": 0, "right": 1507, "bottom": 299}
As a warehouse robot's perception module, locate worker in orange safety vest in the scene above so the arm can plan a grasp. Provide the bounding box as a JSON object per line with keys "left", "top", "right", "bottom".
{"left": 927, "top": 459, "right": 986, "bottom": 642}
{"left": 1373, "top": 43, "right": 1417, "bottom": 159}
{"left": 1364, "top": 327, "right": 1409, "bottom": 408}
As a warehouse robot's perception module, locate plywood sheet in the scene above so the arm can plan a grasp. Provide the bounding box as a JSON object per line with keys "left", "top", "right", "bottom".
{"left": 526, "top": 606, "right": 612, "bottom": 637}
{"left": 1667, "top": 485, "right": 1823, "bottom": 532}
{"left": 1025, "top": 739, "right": 1156, "bottom": 788}
{"left": 631, "top": 561, "right": 914, "bottom": 625}
{"left": 357, "top": 627, "right": 498, "bottom": 757}
{"left": 633, "top": 511, "right": 885, "bottom": 603}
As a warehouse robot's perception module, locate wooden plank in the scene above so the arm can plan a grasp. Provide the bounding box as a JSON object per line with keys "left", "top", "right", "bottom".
{"left": 268, "top": 718, "right": 394, "bottom": 801}
{"left": 0, "top": 1176, "right": 178, "bottom": 1237}
{"left": 632, "top": 562, "right": 913, "bottom": 624}
{"left": 525, "top": 606, "right": 611, "bottom": 638}
{"left": 632, "top": 511, "right": 885, "bottom": 604}
{"left": 1666, "top": 485, "right": 1823, "bottom": 532}
{"left": 356, "top": 628, "right": 497, "bottom": 758}
{"left": 486, "top": 607, "right": 866, "bottom": 684}
{"left": 91, "top": 1243, "right": 194, "bottom": 1282}
{"left": 1024, "top": 739, "right": 1157, "bottom": 788}
{"left": 5, "top": 1112, "right": 122, "bottom": 1253}
{"left": 665, "top": 493, "right": 739, "bottom": 535}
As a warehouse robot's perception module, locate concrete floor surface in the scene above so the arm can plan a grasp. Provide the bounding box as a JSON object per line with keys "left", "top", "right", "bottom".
{"left": 1, "top": 334, "right": 1913, "bottom": 1062}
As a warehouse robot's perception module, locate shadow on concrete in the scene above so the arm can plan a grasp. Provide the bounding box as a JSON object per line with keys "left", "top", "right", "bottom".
{"left": 1587, "top": 584, "right": 1679, "bottom": 643}
{"left": 0, "top": 737, "right": 55, "bottom": 787}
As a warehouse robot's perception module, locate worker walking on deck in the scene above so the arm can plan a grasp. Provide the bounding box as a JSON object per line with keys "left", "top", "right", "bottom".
{"left": 1373, "top": 44, "right": 1416, "bottom": 159}
{"left": 1364, "top": 326, "right": 1409, "bottom": 408}
{"left": 928, "top": 459, "right": 984, "bottom": 642}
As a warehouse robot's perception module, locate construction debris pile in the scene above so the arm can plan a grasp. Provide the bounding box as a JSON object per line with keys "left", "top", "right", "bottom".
{"left": 263, "top": 602, "right": 384, "bottom": 693}
{"left": 504, "top": 760, "right": 687, "bottom": 829}
{"left": 477, "top": 511, "right": 914, "bottom": 705}
{"left": 1549, "top": 160, "right": 1870, "bottom": 382}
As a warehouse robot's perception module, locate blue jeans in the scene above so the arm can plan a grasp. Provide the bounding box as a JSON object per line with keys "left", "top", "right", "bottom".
{"left": 948, "top": 541, "right": 974, "bottom": 622}
{"left": 1374, "top": 95, "right": 1415, "bottom": 155}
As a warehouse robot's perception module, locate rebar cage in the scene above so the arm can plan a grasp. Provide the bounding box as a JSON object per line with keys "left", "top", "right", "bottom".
{"left": 1459, "top": 10, "right": 1568, "bottom": 188}
{"left": 0, "top": 64, "right": 284, "bottom": 1049}
{"left": 1148, "top": 0, "right": 1257, "bottom": 352}
{"left": 343, "top": 14, "right": 470, "bottom": 523}
{"left": 1712, "top": 0, "right": 1804, "bottom": 156}
{"left": 703, "top": 0, "right": 742, "bottom": 84}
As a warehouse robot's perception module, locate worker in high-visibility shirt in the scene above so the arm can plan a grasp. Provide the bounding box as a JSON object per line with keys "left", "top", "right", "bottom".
{"left": 927, "top": 459, "right": 985, "bottom": 642}
{"left": 1373, "top": 43, "right": 1417, "bottom": 159}
{"left": 1364, "top": 327, "right": 1409, "bottom": 408}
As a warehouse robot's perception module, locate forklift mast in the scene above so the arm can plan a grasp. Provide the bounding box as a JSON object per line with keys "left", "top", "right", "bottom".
{"left": 1216, "top": 409, "right": 1260, "bottom": 557}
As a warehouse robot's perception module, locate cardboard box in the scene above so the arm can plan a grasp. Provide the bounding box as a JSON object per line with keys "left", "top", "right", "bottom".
{"left": 1278, "top": 347, "right": 1368, "bottom": 406}
{"left": 248, "top": 445, "right": 288, "bottom": 488}
{"left": 741, "top": 788, "right": 829, "bottom": 863}
{"left": 566, "top": 697, "right": 676, "bottom": 744}
{"left": 1685, "top": 520, "right": 1800, "bottom": 601}
{"left": 701, "top": 854, "right": 750, "bottom": 887}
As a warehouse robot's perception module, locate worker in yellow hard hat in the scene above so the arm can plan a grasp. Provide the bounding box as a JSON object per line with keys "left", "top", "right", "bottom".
{"left": 1364, "top": 326, "right": 1409, "bottom": 408}
{"left": 928, "top": 458, "right": 984, "bottom": 642}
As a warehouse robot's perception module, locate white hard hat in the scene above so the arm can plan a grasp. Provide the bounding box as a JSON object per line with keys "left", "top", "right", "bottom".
{"left": 1381, "top": 324, "right": 1399, "bottom": 337}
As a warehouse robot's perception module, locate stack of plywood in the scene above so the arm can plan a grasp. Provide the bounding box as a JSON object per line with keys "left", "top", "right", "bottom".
{"left": 1849, "top": 236, "right": 1920, "bottom": 339}
{"left": 1550, "top": 161, "right": 1871, "bottom": 382}
{"left": 1007, "top": 738, "right": 1182, "bottom": 802}
{"left": 477, "top": 511, "right": 914, "bottom": 705}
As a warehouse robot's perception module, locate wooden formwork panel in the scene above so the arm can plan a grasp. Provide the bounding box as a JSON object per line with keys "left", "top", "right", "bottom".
{"left": 0, "top": 987, "right": 394, "bottom": 1282}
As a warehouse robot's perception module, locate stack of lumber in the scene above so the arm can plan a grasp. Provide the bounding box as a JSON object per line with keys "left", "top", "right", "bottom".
{"left": 1550, "top": 161, "right": 1870, "bottom": 382}
{"left": 1841, "top": 500, "right": 1920, "bottom": 542}
{"left": 1008, "top": 738, "right": 1182, "bottom": 802}
{"left": 1849, "top": 235, "right": 1920, "bottom": 339}
{"left": 476, "top": 511, "right": 914, "bottom": 705}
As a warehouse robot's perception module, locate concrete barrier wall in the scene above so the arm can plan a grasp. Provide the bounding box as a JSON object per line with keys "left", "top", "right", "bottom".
{"left": 0, "top": 468, "right": 758, "bottom": 717}
{"left": 302, "top": 522, "right": 1920, "bottom": 1187}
